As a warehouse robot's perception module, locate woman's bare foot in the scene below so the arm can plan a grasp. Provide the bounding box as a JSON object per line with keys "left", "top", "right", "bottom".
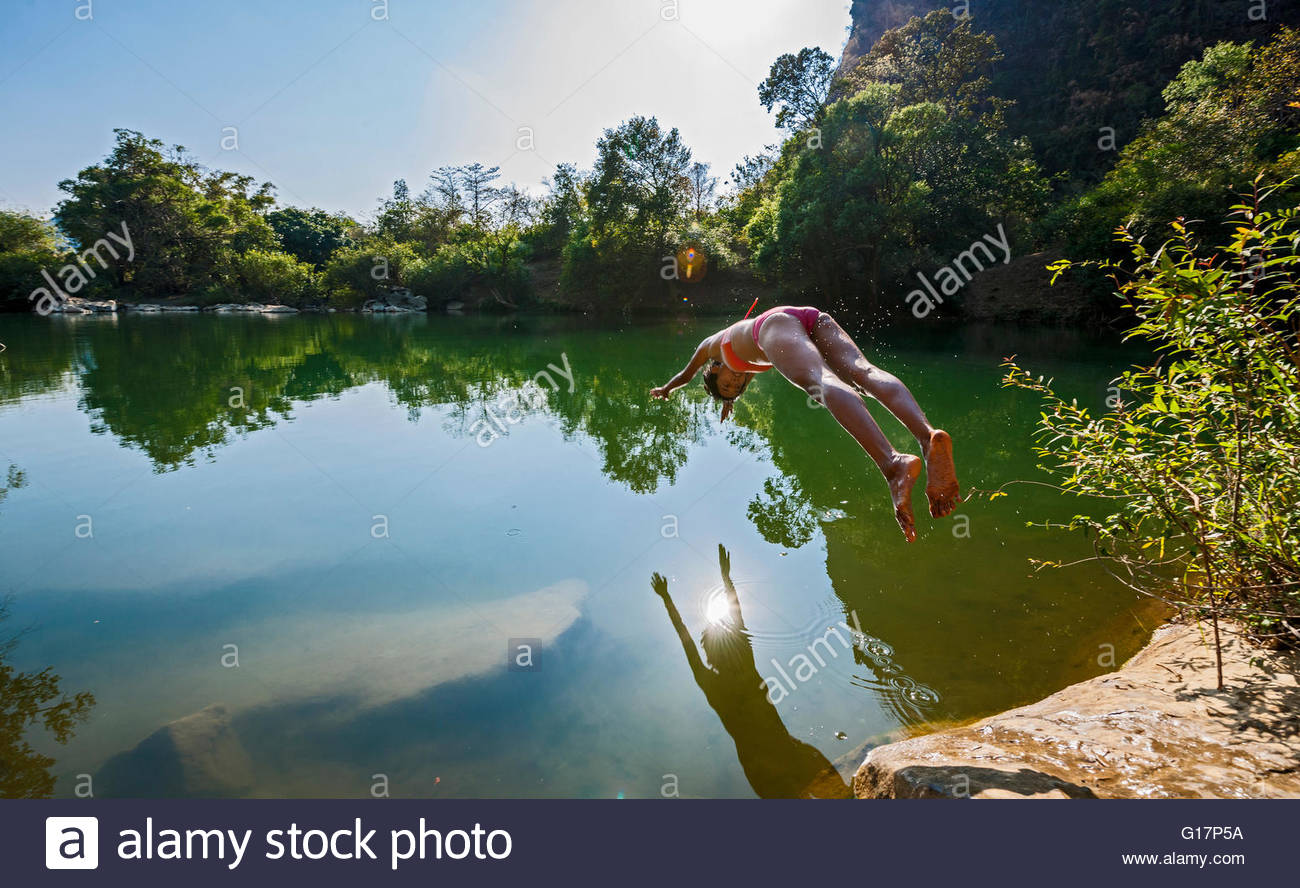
{"left": 923, "top": 429, "right": 961, "bottom": 518}
{"left": 884, "top": 453, "right": 923, "bottom": 542}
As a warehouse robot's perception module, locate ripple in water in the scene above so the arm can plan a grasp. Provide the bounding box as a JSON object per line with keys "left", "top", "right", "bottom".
{"left": 697, "top": 583, "right": 844, "bottom": 652}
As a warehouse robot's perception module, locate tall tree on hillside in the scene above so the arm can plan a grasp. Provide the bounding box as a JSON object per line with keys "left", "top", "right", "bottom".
{"left": 843, "top": 10, "right": 1006, "bottom": 122}
{"left": 425, "top": 166, "right": 465, "bottom": 223}
{"left": 688, "top": 161, "right": 717, "bottom": 219}
{"left": 588, "top": 115, "right": 692, "bottom": 258}
{"left": 375, "top": 179, "right": 416, "bottom": 241}
{"left": 536, "top": 162, "right": 585, "bottom": 256}
{"left": 758, "top": 47, "right": 835, "bottom": 131}
{"left": 747, "top": 13, "right": 1048, "bottom": 307}
{"left": 459, "top": 163, "right": 502, "bottom": 228}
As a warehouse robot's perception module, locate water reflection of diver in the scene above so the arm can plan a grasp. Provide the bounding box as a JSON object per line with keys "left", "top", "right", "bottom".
{"left": 651, "top": 545, "right": 851, "bottom": 799}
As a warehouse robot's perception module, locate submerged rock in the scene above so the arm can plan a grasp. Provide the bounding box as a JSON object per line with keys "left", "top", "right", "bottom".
{"left": 854, "top": 623, "right": 1300, "bottom": 799}
{"left": 96, "top": 703, "right": 254, "bottom": 798}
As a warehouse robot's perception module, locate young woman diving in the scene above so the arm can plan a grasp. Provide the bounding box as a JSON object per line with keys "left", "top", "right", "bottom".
{"left": 649, "top": 306, "right": 960, "bottom": 542}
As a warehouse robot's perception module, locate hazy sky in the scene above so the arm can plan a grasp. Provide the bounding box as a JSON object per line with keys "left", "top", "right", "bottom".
{"left": 0, "top": 0, "right": 852, "bottom": 220}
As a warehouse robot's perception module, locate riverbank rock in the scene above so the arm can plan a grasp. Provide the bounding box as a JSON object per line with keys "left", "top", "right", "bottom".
{"left": 260, "top": 304, "right": 298, "bottom": 314}
{"left": 161, "top": 304, "right": 199, "bottom": 312}
{"left": 362, "top": 289, "right": 426, "bottom": 313}
{"left": 854, "top": 622, "right": 1300, "bottom": 799}
{"left": 131, "top": 303, "right": 161, "bottom": 312}
{"left": 41, "top": 297, "right": 117, "bottom": 314}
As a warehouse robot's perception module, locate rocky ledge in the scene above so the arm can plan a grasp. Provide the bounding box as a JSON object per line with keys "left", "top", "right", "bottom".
{"left": 855, "top": 622, "right": 1300, "bottom": 798}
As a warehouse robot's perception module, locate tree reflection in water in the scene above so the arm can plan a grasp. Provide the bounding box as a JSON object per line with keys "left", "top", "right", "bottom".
{"left": 0, "top": 465, "right": 96, "bottom": 798}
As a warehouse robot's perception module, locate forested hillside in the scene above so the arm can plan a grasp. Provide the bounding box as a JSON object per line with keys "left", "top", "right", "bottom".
{"left": 839, "top": 0, "right": 1299, "bottom": 184}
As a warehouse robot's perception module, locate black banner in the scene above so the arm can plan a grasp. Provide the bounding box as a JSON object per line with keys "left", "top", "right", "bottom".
{"left": 2, "top": 799, "right": 1288, "bottom": 885}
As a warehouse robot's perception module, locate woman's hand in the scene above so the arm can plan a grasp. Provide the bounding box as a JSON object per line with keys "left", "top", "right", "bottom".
{"left": 650, "top": 385, "right": 672, "bottom": 400}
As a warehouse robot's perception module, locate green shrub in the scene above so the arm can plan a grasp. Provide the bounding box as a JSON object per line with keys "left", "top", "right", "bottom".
{"left": 226, "top": 248, "right": 322, "bottom": 306}
{"left": 406, "top": 250, "right": 471, "bottom": 301}
{"left": 1004, "top": 184, "right": 1300, "bottom": 682}
{"left": 322, "top": 240, "right": 419, "bottom": 306}
{"left": 0, "top": 210, "right": 66, "bottom": 310}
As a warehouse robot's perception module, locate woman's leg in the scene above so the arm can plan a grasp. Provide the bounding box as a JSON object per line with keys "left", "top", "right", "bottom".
{"left": 758, "top": 314, "right": 923, "bottom": 542}
{"left": 810, "top": 314, "right": 961, "bottom": 518}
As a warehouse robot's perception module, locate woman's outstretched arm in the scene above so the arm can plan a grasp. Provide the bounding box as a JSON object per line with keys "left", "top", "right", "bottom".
{"left": 650, "top": 335, "right": 715, "bottom": 399}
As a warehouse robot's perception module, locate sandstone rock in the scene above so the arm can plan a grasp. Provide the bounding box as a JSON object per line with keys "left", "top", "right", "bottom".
{"left": 260, "top": 304, "right": 298, "bottom": 314}
{"left": 854, "top": 623, "right": 1300, "bottom": 799}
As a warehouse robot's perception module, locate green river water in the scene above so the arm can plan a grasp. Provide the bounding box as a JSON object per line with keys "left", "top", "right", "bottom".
{"left": 0, "top": 311, "right": 1160, "bottom": 798}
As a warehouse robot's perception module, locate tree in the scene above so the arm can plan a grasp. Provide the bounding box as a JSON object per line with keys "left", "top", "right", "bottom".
{"left": 588, "top": 115, "right": 692, "bottom": 258}
{"left": 534, "top": 163, "right": 586, "bottom": 257}
{"left": 0, "top": 210, "right": 65, "bottom": 309}
{"left": 748, "top": 16, "right": 1047, "bottom": 307}
{"left": 55, "top": 129, "right": 276, "bottom": 299}
{"left": 730, "top": 150, "right": 776, "bottom": 192}
{"left": 687, "top": 162, "right": 717, "bottom": 219}
{"left": 459, "top": 163, "right": 502, "bottom": 228}
{"left": 1062, "top": 28, "right": 1300, "bottom": 259}
{"left": 0, "top": 596, "right": 96, "bottom": 797}
{"left": 267, "top": 207, "right": 354, "bottom": 268}
{"left": 374, "top": 179, "right": 416, "bottom": 242}
{"left": 758, "top": 47, "right": 835, "bottom": 131}
{"left": 842, "top": 10, "right": 1005, "bottom": 122}
{"left": 1005, "top": 187, "right": 1300, "bottom": 680}
{"left": 426, "top": 166, "right": 465, "bottom": 221}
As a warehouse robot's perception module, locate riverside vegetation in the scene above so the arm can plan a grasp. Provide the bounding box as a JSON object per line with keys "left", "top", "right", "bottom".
{"left": 1, "top": 10, "right": 1297, "bottom": 319}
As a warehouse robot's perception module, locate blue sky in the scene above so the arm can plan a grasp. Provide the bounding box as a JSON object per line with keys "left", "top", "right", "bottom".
{"left": 0, "top": 0, "right": 851, "bottom": 220}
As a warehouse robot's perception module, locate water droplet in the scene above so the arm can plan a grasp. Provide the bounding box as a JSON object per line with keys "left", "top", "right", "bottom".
{"left": 506, "top": 528, "right": 522, "bottom": 536}
{"left": 834, "top": 731, "right": 848, "bottom": 740}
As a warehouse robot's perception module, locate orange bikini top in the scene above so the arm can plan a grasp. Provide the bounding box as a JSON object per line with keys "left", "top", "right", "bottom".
{"left": 720, "top": 334, "right": 772, "bottom": 374}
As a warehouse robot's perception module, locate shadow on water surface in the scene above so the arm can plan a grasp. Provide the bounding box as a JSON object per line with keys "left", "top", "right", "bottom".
{"left": 651, "top": 546, "right": 851, "bottom": 799}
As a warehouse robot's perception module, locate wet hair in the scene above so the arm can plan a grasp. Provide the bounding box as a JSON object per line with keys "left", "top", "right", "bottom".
{"left": 702, "top": 360, "right": 752, "bottom": 403}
